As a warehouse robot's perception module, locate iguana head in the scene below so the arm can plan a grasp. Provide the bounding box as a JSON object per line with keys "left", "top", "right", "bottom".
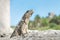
{"left": 25, "top": 9, "right": 34, "bottom": 18}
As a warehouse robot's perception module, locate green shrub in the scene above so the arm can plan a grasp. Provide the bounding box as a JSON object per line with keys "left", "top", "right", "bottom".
{"left": 41, "top": 18, "right": 49, "bottom": 26}
{"left": 52, "top": 25, "right": 60, "bottom": 30}
{"left": 49, "top": 23, "right": 57, "bottom": 28}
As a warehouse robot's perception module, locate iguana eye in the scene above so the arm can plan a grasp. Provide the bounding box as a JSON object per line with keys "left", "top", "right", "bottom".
{"left": 26, "top": 11, "right": 29, "bottom": 13}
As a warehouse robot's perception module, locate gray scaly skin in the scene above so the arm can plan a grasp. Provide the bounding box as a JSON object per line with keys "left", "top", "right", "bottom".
{"left": 10, "top": 10, "right": 34, "bottom": 38}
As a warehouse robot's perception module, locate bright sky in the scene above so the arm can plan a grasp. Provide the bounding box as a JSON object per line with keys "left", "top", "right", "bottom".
{"left": 10, "top": 0, "right": 60, "bottom": 26}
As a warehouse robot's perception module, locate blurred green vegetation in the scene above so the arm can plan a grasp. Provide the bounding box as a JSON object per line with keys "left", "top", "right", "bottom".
{"left": 28, "top": 14, "right": 60, "bottom": 30}
{"left": 11, "top": 14, "right": 60, "bottom": 30}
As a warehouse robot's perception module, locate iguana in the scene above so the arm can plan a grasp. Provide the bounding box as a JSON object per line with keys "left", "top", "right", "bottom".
{"left": 10, "top": 10, "right": 34, "bottom": 38}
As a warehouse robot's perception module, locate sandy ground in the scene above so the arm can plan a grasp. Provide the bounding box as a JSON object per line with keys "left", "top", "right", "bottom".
{"left": 0, "top": 30, "right": 60, "bottom": 40}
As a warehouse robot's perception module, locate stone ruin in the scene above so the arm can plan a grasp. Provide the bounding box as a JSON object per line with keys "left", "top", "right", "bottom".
{"left": 48, "top": 12, "right": 55, "bottom": 18}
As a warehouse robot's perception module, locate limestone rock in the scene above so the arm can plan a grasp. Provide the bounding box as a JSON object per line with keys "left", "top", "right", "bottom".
{"left": 0, "top": 30, "right": 60, "bottom": 40}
